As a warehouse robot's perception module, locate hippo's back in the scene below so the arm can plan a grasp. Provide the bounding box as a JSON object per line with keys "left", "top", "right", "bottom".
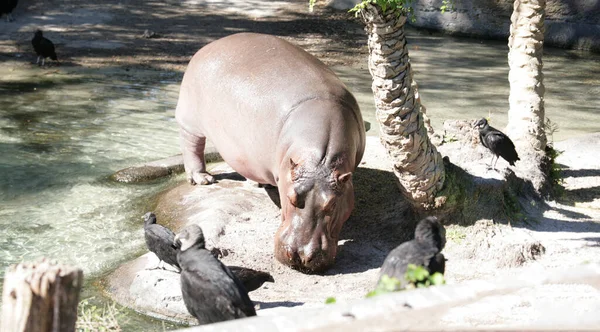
{"left": 175, "top": 33, "right": 361, "bottom": 183}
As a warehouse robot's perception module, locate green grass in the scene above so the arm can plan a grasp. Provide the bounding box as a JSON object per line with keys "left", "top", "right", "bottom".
{"left": 446, "top": 227, "right": 467, "bottom": 244}
{"left": 77, "top": 298, "right": 124, "bottom": 332}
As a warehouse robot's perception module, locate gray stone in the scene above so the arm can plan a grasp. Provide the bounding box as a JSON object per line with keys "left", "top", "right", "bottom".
{"left": 110, "top": 149, "right": 222, "bottom": 183}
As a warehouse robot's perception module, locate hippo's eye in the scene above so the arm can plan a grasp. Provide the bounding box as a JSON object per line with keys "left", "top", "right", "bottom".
{"left": 287, "top": 190, "right": 305, "bottom": 208}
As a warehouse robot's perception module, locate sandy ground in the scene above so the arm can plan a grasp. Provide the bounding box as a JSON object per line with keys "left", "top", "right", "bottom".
{"left": 106, "top": 133, "right": 600, "bottom": 328}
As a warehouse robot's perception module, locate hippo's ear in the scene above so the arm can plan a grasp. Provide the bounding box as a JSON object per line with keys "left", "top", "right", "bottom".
{"left": 337, "top": 172, "right": 352, "bottom": 184}
{"left": 290, "top": 158, "right": 302, "bottom": 182}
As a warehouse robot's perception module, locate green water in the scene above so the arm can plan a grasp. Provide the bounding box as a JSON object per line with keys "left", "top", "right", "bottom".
{"left": 0, "top": 64, "right": 184, "bottom": 330}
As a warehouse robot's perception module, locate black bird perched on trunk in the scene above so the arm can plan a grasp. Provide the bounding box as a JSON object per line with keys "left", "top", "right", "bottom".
{"left": 31, "top": 30, "right": 59, "bottom": 66}
{"left": 227, "top": 266, "right": 274, "bottom": 292}
{"left": 378, "top": 216, "right": 446, "bottom": 289}
{"left": 143, "top": 212, "right": 180, "bottom": 271}
{"left": 175, "top": 225, "right": 256, "bottom": 324}
{"left": 0, "top": 0, "right": 18, "bottom": 22}
{"left": 474, "top": 118, "right": 520, "bottom": 170}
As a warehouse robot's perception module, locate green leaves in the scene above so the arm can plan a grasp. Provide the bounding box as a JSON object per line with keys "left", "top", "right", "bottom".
{"left": 366, "top": 274, "right": 403, "bottom": 298}
{"left": 367, "top": 265, "right": 446, "bottom": 297}
{"left": 309, "top": 0, "right": 455, "bottom": 18}
{"left": 440, "top": 0, "right": 456, "bottom": 13}
{"left": 325, "top": 297, "right": 337, "bottom": 304}
{"left": 326, "top": 265, "right": 446, "bottom": 303}
{"left": 349, "top": 0, "right": 415, "bottom": 18}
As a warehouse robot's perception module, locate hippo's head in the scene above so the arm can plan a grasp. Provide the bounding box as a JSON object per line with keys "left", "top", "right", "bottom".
{"left": 274, "top": 157, "right": 355, "bottom": 272}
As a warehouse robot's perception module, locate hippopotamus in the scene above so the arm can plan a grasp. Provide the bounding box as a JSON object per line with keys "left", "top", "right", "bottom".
{"left": 175, "top": 33, "right": 366, "bottom": 272}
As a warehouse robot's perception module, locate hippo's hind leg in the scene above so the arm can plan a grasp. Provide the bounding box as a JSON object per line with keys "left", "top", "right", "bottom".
{"left": 179, "top": 127, "right": 216, "bottom": 185}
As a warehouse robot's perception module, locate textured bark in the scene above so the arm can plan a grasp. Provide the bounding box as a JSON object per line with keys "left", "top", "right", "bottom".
{"left": 505, "top": 0, "right": 550, "bottom": 195}
{"left": 506, "top": 0, "right": 547, "bottom": 151}
{"left": 359, "top": 3, "right": 445, "bottom": 209}
{"left": 1, "top": 258, "right": 83, "bottom": 332}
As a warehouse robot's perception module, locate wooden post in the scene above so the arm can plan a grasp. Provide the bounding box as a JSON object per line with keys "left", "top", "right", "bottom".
{"left": 1, "top": 258, "right": 83, "bottom": 332}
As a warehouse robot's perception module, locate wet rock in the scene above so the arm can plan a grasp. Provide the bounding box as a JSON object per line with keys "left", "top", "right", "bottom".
{"left": 111, "top": 165, "right": 173, "bottom": 183}
{"left": 110, "top": 150, "right": 222, "bottom": 183}
{"left": 105, "top": 162, "right": 280, "bottom": 323}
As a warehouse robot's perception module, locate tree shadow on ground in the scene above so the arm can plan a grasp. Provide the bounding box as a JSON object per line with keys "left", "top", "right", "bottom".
{"left": 2, "top": 0, "right": 366, "bottom": 70}
{"left": 255, "top": 300, "right": 304, "bottom": 310}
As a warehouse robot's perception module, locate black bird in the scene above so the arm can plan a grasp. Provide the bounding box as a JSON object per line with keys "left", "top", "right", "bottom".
{"left": 142, "top": 213, "right": 274, "bottom": 291}
{"left": 474, "top": 118, "right": 520, "bottom": 170}
{"left": 31, "top": 30, "right": 59, "bottom": 66}
{"left": 175, "top": 225, "right": 256, "bottom": 324}
{"left": 378, "top": 217, "right": 446, "bottom": 288}
{"left": 228, "top": 266, "right": 274, "bottom": 292}
{"left": 143, "top": 212, "right": 180, "bottom": 271}
{"left": 0, "top": 0, "right": 18, "bottom": 22}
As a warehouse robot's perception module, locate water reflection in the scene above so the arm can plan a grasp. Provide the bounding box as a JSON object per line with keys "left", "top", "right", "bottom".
{"left": 0, "top": 66, "right": 182, "bottom": 282}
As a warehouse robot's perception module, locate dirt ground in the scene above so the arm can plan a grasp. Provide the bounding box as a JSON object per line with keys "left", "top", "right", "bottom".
{"left": 0, "top": 0, "right": 367, "bottom": 71}
{"left": 106, "top": 133, "right": 600, "bottom": 328}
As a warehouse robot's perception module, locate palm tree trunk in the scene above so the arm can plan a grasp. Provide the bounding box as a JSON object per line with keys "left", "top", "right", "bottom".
{"left": 506, "top": 0, "right": 547, "bottom": 151}
{"left": 505, "top": 0, "right": 550, "bottom": 194}
{"left": 359, "top": 3, "right": 445, "bottom": 210}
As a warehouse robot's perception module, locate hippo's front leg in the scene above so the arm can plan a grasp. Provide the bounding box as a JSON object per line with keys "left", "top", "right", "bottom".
{"left": 179, "top": 127, "right": 216, "bottom": 185}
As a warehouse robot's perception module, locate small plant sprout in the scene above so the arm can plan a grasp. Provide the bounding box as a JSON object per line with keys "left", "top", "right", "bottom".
{"left": 366, "top": 265, "right": 445, "bottom": 298}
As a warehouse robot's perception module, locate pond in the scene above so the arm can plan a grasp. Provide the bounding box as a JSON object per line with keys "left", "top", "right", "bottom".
{"left": 0, "top": 65, "right": 184, "bottom": 330}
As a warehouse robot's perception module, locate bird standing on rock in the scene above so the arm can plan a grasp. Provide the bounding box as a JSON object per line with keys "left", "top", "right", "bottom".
{"left": 379, "top": 217, "right": 446, "bottom": 288}
{"left": 474, "top": 118, "right": 520, "bottom": 170}
{"left": 31, "top": 30, "right": 59, "bottom": 66}
{"left": 0, "top": 0, "right": 18, "bottom": 22}
{"left": 141, "top": 212, "right": 274, "bottom": 291}
{"left": 175, "top": 225, "right": 256, "bottom": 324}
{"left": 143, "top": 212, "right": 180, "bottom": 271}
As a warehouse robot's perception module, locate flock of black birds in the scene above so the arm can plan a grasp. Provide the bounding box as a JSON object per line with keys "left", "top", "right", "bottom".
{"left": 140, "top": 119, "right": 519, "bottom": 326}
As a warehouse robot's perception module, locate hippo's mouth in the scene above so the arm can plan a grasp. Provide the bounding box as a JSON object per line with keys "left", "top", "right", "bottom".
{"left": 274, "top": 225, "right": 338, "bottom": 273}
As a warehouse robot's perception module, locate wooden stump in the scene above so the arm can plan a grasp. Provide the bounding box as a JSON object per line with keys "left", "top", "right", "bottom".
{"left": 1, "top": 258, "right": 83, "bottom": 332}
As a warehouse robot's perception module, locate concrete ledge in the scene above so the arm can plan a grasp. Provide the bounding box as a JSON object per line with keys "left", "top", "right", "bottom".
{"left": 180, "top": 264, "right": 600, "bottom": 331}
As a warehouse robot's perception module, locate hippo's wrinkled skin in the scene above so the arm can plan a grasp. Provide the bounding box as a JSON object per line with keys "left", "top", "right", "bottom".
{"left": 175, "top": 33, "right": 366, "bottom": 272}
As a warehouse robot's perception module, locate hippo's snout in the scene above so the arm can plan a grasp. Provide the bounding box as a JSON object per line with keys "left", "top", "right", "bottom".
{"left": 274, "top": 220, "right": 337, "bottom": 273}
